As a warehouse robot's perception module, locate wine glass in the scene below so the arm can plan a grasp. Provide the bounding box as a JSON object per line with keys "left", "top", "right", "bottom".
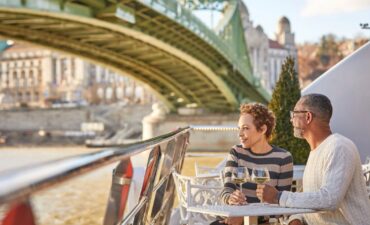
{"left": 231, "top": 167, "right": 250, "bottom": 193}
{"left": 251, "top": 167, "right": 270, "bottom": 203}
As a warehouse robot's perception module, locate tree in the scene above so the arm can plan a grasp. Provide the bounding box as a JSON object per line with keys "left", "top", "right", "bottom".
{"left": 317, "top": 34, "right": 340, "bottom": 66}
{"left": 268, "top": 57, "right": 310, "bottom": 164}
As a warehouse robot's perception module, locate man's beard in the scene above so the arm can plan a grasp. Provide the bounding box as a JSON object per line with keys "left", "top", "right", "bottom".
{"left": 293, "top": 127, "right": 305, "bottom": 139}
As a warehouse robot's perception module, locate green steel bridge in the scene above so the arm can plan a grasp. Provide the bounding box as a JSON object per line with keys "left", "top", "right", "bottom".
{"left": 0, "top": 0, "right": 270, "bottom": 112}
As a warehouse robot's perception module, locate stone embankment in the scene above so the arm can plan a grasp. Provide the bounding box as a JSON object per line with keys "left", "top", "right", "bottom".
{"left": 0, "top": 104, "right": 152, "bottom": 146}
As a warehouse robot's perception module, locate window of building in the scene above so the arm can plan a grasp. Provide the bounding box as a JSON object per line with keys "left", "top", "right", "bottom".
{"left": 71, "top": 59, "right": 75, "bottom": 79}
{"left": 89, "top": 65, "right": 97, "bottom": 82}
{"left": 34, "top": 92, "right": 39, "bottom": 101}
{"left": 125, "top": 86, "right": 134, "bottom": 97}
{"left": 100, "top": 69, "right": 106, "bottom": 83}
{"left": 136, "top": 86, "right": 143, "bottom": 98}
{"left": 106, "top": 88, "right": 113, "bottom": 100}
{"left": 21, "top": 70, "right": 26, "bottom": 87}
{"left": 38, "top": 70, "right": 42, "bottom": 83}
{"left": 52, "top": 58, "right": 57, "bottom": 84}
{"left": 97, "top": 88, "right": 104, "bottom": 99}
{"left": 26, "top": 92, "right": 31, "bottom": 101}
{"left": 29, "top": 70, "right": 34, "bottom": 86}
{"left": 13, "top": 71, "right": 19, "bottom": 87}
{"left": 116, "top": 87, "right": 123, "bottom": 99}
{"left": 61, "top": 58, "right": 68, "bottom": 83}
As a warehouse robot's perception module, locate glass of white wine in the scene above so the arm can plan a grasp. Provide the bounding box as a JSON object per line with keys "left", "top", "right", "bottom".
{"left": 231, "top": 167, "right": 250, "bottom": 193}
{"left": 251, "top": 167, "right": 270, "bottom": 203}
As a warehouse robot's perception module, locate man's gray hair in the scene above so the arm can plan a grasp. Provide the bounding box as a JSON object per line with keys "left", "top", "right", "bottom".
{"left": 301, "top": 94, "right": 333, "bottom": 122}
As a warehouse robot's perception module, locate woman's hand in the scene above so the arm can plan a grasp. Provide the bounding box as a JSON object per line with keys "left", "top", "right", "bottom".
{"left": 227, "top": 190, "right": 247, "bottom": 205}
{"left": 221, "top": 217, "right": 243, "bottom": 225}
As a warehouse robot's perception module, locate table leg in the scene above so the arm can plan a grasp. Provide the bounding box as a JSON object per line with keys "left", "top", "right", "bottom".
{"left": 244, "top": 216, "right": 258, "bottom": 225}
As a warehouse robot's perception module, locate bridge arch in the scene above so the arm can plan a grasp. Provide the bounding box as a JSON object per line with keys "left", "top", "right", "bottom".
{"left": 0, "top": 1, "right": 268, "bottom": 112}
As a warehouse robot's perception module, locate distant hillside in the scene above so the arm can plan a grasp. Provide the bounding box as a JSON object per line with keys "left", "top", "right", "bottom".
{"left": 297, "top": 35, "right": 368, "bottom": 88}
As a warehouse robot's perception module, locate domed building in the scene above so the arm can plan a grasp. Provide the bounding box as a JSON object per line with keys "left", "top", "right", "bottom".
{"left": 239, "top": 3, "right": 298, "bottom": 93}
{"left": 277, "top": 16, "right": 291, "bottom": 34}
{"left": 268, "top": 16, "right": 298, "bottom": 91}
{"left": 276, "top": 16, "right": 296, "bottom": 55}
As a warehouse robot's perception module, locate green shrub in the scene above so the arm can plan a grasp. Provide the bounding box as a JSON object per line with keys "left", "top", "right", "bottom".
{"left": 268, "top": 57, "right": 310, "bottom": 164}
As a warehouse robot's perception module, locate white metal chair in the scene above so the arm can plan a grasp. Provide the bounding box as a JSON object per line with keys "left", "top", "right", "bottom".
{"left": 195, "top": 158, "right": 227, "bottom": 178}
{"left": 362, "top": 162, "right": 370, "bottom": 198}
{"left": 172, "top": 171, "right": 223, "bottom": 225}
{"left": 292, "top": 165, "right": 305, "bottom": 192}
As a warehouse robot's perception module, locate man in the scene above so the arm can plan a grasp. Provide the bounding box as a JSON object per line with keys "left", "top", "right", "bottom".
{"left": 256, "top": 93, "right": 370, "bottom": 225}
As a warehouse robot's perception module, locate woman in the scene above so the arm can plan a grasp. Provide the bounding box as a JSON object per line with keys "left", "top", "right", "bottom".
{"left": 215, "top": 103, "right": 293, "bottom": 225}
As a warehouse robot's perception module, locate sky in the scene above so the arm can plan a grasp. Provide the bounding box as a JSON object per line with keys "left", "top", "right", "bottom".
{"left": 195, "top": 0, "right": 370, "bottom": 44}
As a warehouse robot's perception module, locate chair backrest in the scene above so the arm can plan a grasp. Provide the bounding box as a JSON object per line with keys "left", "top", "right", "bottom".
{"left": 194, "top": 158, "right": 227, "bottom": 177}
{"left": 292, "top": 165, "right": 305, "bottom": 192}
{"left": 172, "top": 172, "right": 223, "bottom": 225}
{"left": 364, "top": 170, "right": 370, "bottom": 186}
{"left": 362, "top": 163, "right": 370, "bottom": 198}
{"left": 214, "top": 158, "right": 227, "bottom": 171}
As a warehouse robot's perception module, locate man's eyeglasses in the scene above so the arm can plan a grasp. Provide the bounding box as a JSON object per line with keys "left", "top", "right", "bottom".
{"left": 290, "top": 110, "right": 310, "bottom": 119}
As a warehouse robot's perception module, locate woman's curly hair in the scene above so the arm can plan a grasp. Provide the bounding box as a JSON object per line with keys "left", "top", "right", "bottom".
{"left": 240, "top": 103, "right": 276, "bottom": 139}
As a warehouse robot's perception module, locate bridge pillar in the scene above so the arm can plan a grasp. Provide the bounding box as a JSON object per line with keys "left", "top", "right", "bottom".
{"left": 142, "top": 103, "right": 168, "bottom": 140}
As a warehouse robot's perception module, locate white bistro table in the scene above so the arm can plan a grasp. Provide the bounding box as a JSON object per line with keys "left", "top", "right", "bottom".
{"left": 188, "top": 203, "right": 317, "bottom": 225}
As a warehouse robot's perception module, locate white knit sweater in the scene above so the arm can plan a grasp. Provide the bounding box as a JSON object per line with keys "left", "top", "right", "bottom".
{"left": 280, "top": 133, "right": 370, "bottom": 225}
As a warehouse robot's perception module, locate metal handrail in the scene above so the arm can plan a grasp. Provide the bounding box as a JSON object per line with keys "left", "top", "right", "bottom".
{"left": 190, "top": 125, "right": 238, "bottom": 131}
{"left": 0, "top": 127, "right": 190, "bottom": 205}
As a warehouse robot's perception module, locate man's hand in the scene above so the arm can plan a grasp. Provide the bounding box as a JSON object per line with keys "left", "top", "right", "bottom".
{"left": 220, "top": 216, "right": 243, "bottom": 225}
{"left": 256, "top": 184, "right": 279, "bottom": 204}
{"left": 288, "top": 219, "right": 303, "bottom": 225}
{"left": 227, "top": 190, "right": 247, "bottom": 205}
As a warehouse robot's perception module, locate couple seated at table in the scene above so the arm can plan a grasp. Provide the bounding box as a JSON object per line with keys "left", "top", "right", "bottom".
{"left": 211, "top": 102, "right": 293, "bottom": 225}
{"left": 214, "top": 94, "right": 370, "bottom": 225}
